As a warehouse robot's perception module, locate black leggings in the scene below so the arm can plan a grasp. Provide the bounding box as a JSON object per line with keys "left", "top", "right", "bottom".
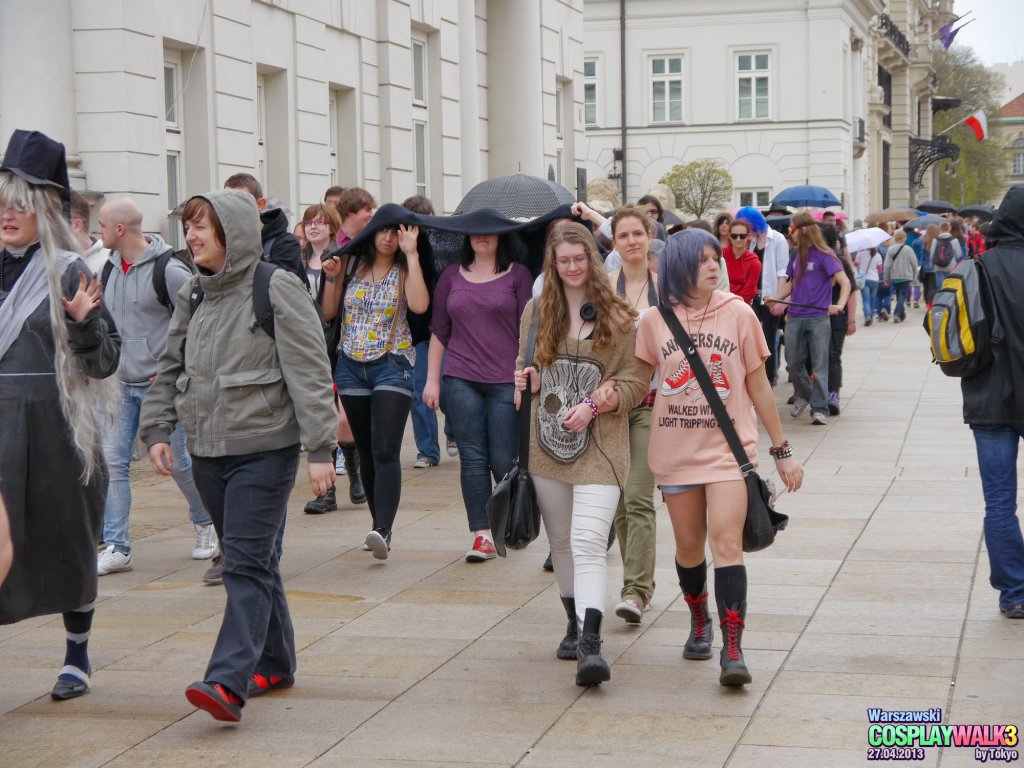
{"left": 340, "top": 391, "right": 411, "bottom": 534}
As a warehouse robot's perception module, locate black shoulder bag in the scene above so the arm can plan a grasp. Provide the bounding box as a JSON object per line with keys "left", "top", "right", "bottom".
{"left": 486, "top": 309, "right": 542, "bottom": 556}
{"left": 657, "top": 305, "right": 788, "bottom": 552}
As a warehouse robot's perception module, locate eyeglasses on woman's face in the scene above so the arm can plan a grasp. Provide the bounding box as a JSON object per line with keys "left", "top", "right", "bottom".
{"left": 730, "top": 232, "right": 749, "bottom": 241}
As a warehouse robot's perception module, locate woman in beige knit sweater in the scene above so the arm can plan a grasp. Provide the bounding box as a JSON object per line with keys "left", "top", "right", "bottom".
{"left": 514, "top": 222, "right": 649, "bottom": 686}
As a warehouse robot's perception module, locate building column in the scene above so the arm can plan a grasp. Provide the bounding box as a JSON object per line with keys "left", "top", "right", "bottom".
{"left": 458, "top": 0, "right": 481, "bottom": 192}
{"left": 0, "top": 0, "right": 82, "bottom": 180}
{"left": 486, "top": 0, "right": 543, "bottom": 176}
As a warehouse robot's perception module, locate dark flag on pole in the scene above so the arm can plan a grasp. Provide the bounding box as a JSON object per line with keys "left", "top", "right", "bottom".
{"left": 938, "top": 13, "right": 974, "bottom": 50}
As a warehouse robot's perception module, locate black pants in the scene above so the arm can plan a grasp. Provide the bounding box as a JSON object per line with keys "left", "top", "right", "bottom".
{"left": 191, "top": 444, "right": 300, "bottom": 702}
{"left": 340, "top": 391, "right": 412, "bottom": 534}
{"left": 828, "top": 314, "right": 847, "bottom": 395}
{"left": 756, "top": 300, "right": 783, "bottom": 385}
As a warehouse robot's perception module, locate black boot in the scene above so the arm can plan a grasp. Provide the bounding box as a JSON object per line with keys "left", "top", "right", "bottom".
{"left": 340, "top": 442, "right": 366, "bottom": 504}
{"left": 717, "top": 599, "right": 751, "bottom": 686}
{"left": 682, "top": 590, "right": 714, "bottom": 660}
{"left": 575, "top": 608, "right": 611, "bottom": 686}
{"left": 557, "top": 596, "right": 578, "bottom": 660}
{"left": 304, "top": 484, "right": 337, "bottom": 514}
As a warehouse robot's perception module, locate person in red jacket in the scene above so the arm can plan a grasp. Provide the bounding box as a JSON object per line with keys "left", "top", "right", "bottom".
{"left": 725, "top": 219, "right": 761, "bottom": 305}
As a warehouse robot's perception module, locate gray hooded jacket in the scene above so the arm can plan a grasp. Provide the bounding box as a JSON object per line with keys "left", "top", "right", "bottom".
{"left": 103, "top": 233, "right": 191, "bottom": 384}
{"left": 139, "top": 190, "right": 336, "bottom": 460}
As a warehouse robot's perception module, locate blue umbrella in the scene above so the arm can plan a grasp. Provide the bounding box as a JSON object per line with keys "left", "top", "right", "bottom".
{"left": 771, "top": 184, "right": 841, "bottom": 209}
{"left": 902, "top": 213, "right": 946, "bottom": 231}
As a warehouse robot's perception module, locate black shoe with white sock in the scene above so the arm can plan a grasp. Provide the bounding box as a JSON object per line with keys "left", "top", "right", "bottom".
{"left": 52, "top": 608, "right": 93, "bottom": 700}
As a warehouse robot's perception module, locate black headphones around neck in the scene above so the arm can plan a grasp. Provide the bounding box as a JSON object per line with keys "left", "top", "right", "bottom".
{"left": 580, "top": 302, "right": 597, "bottom": 322}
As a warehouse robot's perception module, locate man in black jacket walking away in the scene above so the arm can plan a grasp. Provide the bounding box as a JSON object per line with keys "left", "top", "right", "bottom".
{"left": 962, "top": 185, "right": 1024, "bottom": 619}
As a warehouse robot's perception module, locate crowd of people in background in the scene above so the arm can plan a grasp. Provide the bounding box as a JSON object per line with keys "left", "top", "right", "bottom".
{"left": 2, "top": 126, "right": 1012, "bottom": 725}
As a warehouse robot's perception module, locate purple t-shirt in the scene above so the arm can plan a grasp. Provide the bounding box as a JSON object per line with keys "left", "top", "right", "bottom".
{"left": 786, "top": 246, "right": 842, "bottom": 317}
{"left": 430, "top": 262, "right": 533, "bottom": 384}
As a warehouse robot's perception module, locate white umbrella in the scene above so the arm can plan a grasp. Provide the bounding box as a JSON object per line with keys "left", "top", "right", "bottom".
{"left": 844, "top": 227, "right": 891, "bottom": 253}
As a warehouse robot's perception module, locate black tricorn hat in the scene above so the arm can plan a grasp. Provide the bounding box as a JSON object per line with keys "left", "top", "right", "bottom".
{"left": 1, "top": 129, "right": 71, "bottom": 201}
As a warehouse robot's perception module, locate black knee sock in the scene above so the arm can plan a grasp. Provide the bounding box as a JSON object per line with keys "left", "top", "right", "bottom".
{"left": 61, "top": 607, "right": 94, "bottom": 676}
{"left": 676, "top": 559, "right": 707, "bottom": 597}
{"left": 714, "top": 565, "right": 747, "bottom": 610}
{"left": 368, "top": 391, "right": 412, "bottom": 534}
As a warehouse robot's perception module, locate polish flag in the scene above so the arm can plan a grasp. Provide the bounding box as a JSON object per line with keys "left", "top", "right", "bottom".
{"left": 964, "top": 110, "right": 988, "bottom": 141}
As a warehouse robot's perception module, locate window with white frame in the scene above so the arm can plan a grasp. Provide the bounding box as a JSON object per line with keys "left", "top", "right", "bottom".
{"left": 584, "top": 59, "right": 598, "bottom": 126}
{"left": 256, "top": 75, "right": 268, "bottom": 189}
{"left": 738, "top": 190, "right": 771, "bottom": 208}
{"left": 737, "top": 53, "right": 770, "bottom": 120}
{"left": 164, "top": 62, "right": 181, "bottom": 129}
{"left": 1014, "top": 151, "right": 1024, "bottom": 177}
{"left": 164, "top": 49, "right": 185, "bottom": 249}
{"left": 413, "top": 121, "right": 427, "bottom": 197}
{"left": 412, "top": 37, "right": 426, "bottom": 104}
{"left": 650, "top": 55, "right": 683, "bottom": 124}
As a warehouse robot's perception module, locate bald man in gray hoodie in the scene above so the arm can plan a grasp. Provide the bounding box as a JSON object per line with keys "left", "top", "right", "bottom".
{"left": 95, "top": 197, "right": 216, "bottom": 576}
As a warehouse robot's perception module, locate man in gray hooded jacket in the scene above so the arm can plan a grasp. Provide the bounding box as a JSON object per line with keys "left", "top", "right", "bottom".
{"left": 96, "top": 198, "right": 216, "bottom": 576}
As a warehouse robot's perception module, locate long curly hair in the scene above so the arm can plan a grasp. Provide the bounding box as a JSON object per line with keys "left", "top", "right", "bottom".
{"left": 0, "top": 172, "right": 118, "bottom": 481}
{"left": 535, "top": 221, "right": 635, "bottom": 368}
{"left": 792, "top": 211, "right": 835, "bottom": 283}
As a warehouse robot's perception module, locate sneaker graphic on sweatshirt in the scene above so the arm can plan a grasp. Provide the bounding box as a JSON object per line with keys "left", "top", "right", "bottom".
{"left": 662, "top": 358, "right": 696, "bottom": 397}
{"left": 708, "top": 354, "right": 731, "bottom": 400}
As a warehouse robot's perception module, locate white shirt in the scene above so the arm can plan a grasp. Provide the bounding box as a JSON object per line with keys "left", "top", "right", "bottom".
{"left": 761, "top": 227, "right": 789, "bottom": 297}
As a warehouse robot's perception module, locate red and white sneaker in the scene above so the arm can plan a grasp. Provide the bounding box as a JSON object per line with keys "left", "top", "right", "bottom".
{"left": 465, "top": 536, "right": 496, "bottom": 562}
{"left": 662, "top": 357, "right": 696, "bottom": 396}
{"left": 708, "top": 353, "right": 731, "bottom": 399}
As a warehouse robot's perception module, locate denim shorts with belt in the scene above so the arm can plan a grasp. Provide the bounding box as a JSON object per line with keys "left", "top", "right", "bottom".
{"left": 333, "top": 352, "right": 414, "bottom": 397}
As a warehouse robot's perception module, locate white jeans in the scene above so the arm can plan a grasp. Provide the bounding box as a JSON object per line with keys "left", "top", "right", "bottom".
{"left": 533, "top": 475, "right": 621, "bottom": 626}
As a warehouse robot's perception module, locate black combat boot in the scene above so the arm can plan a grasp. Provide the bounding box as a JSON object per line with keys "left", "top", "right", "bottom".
{"left": 340, "top": 442, "right": 366, "bottom": 504}
{"left": 557, "top": 596, "right": 578, "bottom": 660}
{"left": 575, "top": 608, "right": 611, "bottom": 686}
{"left": 304, "top": 484, "right": 337, "bottom": 514}
{"left": 682, "top": 589, "right": 714, "bottom": 660}
{"left": 717, "top": 598, "right": 752, "bottom": 687}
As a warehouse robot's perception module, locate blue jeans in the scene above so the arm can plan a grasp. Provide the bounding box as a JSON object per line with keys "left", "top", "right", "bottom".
{"left": 876, "top": 281, "right": 892, "bottom": 315}
{"left": 191, "top": 444, "right": 300, "bottom": 702}
{"left": 784, "top": 314, "right": 830, "bottom": 414}
{"left": 103, "top": 381, "right": 210, "bottom": 554}
{"left": 411, "top": 341, "right": 440, "bottom": 463}
{"left": 893, "top": 281, "right": 909, "bottom": 320}
{"left": 443, "top": 377, "right": 519, "bottom": 531}
{"left": 861, "top": 280, "right": 878, "bottom": 320}
{"left": 971, "top": 424, "right": 1024, "bottom": 610}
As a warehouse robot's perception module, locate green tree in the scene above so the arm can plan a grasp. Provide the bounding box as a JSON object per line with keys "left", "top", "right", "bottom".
{"left": 933, "top": 45, "right": 1006, "bottom": 205}
{"left": 660, "top": 159, "right": 733, "bottom": 218}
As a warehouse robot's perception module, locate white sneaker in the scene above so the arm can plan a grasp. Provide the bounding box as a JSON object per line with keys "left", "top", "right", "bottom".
{"left": 335, "top": 451, "right": 347, "bottom": 475}
{"left": 97, "top": 545, "right": 133, "bottom": 575}
{"left": 192, "top": 523, "right": 218, "bottom": 560}
{"left": 790, "top": 397, "right": 809, "bottom": 418}
{"left": 446, "top": 438, "right": 459, "bottom": 458}
{"left": 413, "top": 455, "right": 438, "bottom": 468}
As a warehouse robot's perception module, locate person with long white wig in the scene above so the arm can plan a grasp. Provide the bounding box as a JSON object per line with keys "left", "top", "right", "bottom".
{"left": 0, "top": 129, "right": 121, "bottom": 700}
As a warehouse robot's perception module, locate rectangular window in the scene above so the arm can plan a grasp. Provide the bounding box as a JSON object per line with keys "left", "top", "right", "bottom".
{"left": 328, "top": 93, "right": 339, "bottom": 186}
{"left": 650, "top": 56, "right": 683, "bottom": 124}
{"left": 412, "top": 39, "right": 426, "bottom": 104}
{"left": 584, "top": 58, "right": 597, "bottom": 126}
{"left": 164, "top": 62, "right": 180, "bottom": 128}
{"left": 738, "top": 190, "right": 770, "bottom": 208}
{"left": 413, "top": 120, "right": 427, "bottom": 197}
{"left": 879, "top": 66, "right": 893, "bottom": 129}
{"left": 555, "top": 86, "right": 563, "bottom": 138}
{"left": 737, "top": 53, "right": 769, "bottom": 120}
{"left": 166, "top": 152, "right": 181, "bottom": 248}
{"left": 1014, "top": 152, "right": 1024, "bottom": 177}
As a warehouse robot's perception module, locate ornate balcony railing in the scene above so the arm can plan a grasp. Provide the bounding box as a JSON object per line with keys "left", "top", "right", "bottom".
{"left": 877, "top": 14, "right": 911, "bottom": 59}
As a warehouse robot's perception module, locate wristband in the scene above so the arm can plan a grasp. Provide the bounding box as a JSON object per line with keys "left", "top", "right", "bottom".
{"left": 324, "top": 274, "right": 340, "bottom": 284}
{"left": 583, "top": 397, "right": 599, "bottom": 419}
{"left": 769, "top": 440, "right": 792, "bottom": 460}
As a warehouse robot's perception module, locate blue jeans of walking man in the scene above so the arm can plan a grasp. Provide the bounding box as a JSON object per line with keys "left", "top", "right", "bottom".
{"left": 411, "top": 340, "right": 441, "bottom": 464}
{"left": 784, "top": 314, "right": 830, "bottom": 415}
{"left": 443, "top": 377, "right": 518, "bottom": 532}
{"left": 103, "top": 381, "right": 210, "bottom": 554}
{"left": 971, "top": 424, "right": 1024, "bottom": 612}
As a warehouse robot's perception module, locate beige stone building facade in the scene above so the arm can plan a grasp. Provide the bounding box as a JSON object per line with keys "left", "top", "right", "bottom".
{"left": 0, "top": 0, "right": 585, "bottom": 244}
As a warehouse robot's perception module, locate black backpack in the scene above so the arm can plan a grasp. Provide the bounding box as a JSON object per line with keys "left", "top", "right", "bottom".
{"left": 932, "top": 237, "right": 956, "bottom": 269}
{"left": 188, "top": 261, "right": 277, "bottom": 339}
{"left": 101, "top": 248, "right": 194, "bottom": 313}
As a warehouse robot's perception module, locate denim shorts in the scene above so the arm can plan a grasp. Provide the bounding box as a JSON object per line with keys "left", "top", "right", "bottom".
{"left": 659, "top": 484, "right": 700, "bottom": 495}
{"left": 334, "top": 352, "right": 414, "bottom": 397}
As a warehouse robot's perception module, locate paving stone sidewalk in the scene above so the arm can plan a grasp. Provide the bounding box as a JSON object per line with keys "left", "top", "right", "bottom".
{"left": 2, "top": 306, "right": 1022, "bottom": 768}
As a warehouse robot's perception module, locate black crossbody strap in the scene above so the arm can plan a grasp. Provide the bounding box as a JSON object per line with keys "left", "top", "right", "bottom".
{"left": 656, "top": 304, "right": 753, "bottom": 474}
{"left": 518, "top": 308, "right": 540, "bottom": 469}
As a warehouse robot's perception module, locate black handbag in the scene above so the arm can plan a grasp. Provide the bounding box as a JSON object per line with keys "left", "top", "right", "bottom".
{"left": 486, "top": 311, "right": 542, "bottom": 556}
{"left": 657, "top": 305, "right": 788, "bottom": 552}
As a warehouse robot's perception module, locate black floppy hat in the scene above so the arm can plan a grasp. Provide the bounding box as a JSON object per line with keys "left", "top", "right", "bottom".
{"left": 1, "top": 129, "right": 71, "bottom": 200}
